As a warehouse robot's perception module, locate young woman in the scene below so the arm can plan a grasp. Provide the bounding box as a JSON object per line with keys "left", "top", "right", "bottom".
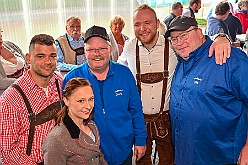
{"left": 42, "top": 78, "right": 107, "bottom": 165}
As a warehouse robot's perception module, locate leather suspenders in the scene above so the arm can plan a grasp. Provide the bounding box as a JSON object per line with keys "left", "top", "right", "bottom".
{"left": 11, "top": 79, "right": 62, "bottom": 156}
{"left": 135, "top": 38, "right": 169, "bottom": 115}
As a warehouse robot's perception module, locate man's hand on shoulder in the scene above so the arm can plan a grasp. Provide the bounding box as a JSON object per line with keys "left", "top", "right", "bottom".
{"left": 209, "top": 34, "right": 231, "bottom": 65}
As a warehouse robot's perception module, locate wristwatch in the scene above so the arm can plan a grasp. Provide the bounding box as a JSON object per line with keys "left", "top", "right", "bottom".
{"left": 214, "top": 33, "right": 232, "bottom": 43}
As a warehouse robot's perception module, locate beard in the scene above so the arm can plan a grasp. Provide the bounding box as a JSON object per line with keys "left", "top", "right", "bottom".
{"left": 32, "top": 65, "right": 55, "bottom": 78}
{"left": 136, "top": 30, "right": 157, "bottom": 45}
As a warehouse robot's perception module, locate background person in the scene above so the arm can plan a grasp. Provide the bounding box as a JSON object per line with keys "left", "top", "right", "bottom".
{"left": 63, "top": 25, "right": 147, "bottom": 165}
{"left": 182, "top": 0, "right": 201, "bottom": 18}
{"left": 0, "top": 27, "right": 26, "bottom": 95}
{"left": 224, "top": 11, "right": 242, "bottom": 43}
{"left": 168, "top": 15, "right": 248, "bottom": 165}
{"left": 43, "top": 78, "right": 107, "bottom": 165}
{"left": 0, "top": 34, "right": 63, "bottom": 164}
{"left": 234, "top": 0, "right": 248, "bottom": 34}
{"left": 108, "top": 15, "right": 129, "bottom": 62}
{"left": 56, "top": 16, "right": 86, "bottom": 73}
{"left": 163, "top": 2, "right": 183, "bottom": 29}
{"left": 206, "top": 0, "right": 234, "bottom": 20}
{"left": 205, "top": 1, "right": 232, "bottom": 39}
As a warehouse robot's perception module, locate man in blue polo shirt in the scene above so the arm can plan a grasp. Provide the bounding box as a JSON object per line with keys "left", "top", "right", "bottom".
{"left": 168, "top": 16, "right": 248, "bottom": 165}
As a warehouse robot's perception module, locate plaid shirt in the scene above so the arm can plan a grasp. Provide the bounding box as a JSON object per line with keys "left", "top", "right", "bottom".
{"left": 0, "top": 67, "right": 63, "bottom": 164}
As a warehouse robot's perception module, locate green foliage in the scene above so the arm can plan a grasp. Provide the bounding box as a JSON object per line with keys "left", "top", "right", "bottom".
{"left": 196, "top": 18, "right": 207, "bottom": 26}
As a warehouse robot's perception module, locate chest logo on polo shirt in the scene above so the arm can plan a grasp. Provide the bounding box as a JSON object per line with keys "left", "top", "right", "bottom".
{"left": 194, "top": 77, "right": 202, "bottom": 85}
{"left": 115, "top": 90, "right": 123, "bottom": 96}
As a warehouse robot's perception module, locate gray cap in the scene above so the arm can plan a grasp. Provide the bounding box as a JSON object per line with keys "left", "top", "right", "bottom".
{"left": 84, "top": 25, "right": 110, "bottom": 43}
{"left": 166, "top": 16, "right": 198, "bottom": 36}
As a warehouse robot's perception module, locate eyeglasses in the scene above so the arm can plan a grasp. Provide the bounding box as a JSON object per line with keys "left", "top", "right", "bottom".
{"left": 169, "top": 28, "right": 198, "bottom": 45}
{"left": 85, "top": 46, "right": 110, "bottom": 54}
{"left": 67, "top": 25, "right": 81, "bottom": 29}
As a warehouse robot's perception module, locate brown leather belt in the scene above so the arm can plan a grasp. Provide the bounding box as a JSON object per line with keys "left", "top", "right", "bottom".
{"left": 144, "top": 111, "right": 169, "bottom": 122}
{"left": 136, "top": 71, "right": 169, "bottom": 84}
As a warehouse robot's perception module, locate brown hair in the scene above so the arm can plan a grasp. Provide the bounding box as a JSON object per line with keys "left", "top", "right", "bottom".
{"left": 240, "top": 0, "right": 248, "bottom": 8}
{"left": 134, "top": 4, "right": 157, "bottom": 20}
{"left": 172, "top": 2, "right": 183, "bottom": 10}
{"left": 29, "top": 34, "right": 55, "bottom": 54}
{"left": 55, "top": 78, "right": 94, "bottom": 125}
{"left": 215, "top": 1, "right": 230, "bottom": 15}
{"left": 109, "top": 15, "right": 126, "bottom": 29}
{"left": 189, "top": 0, "right": 201, "bottom": 7}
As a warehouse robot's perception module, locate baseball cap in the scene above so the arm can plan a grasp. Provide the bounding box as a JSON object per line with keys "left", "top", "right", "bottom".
{"left": 166, "top": 16, "right": 198, "bottom": 37}
{"left": 84, "top": 25, "right": 110, "bottom": 43}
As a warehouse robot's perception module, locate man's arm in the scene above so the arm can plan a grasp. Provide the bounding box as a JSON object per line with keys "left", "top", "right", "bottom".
{"left": 127, "top": 70, "right": 147, "bottom": 156}
{"left": 208, "top": 34, "right": 231, "bottom": 65}
{"left": 231, "top": 52, "right": 248, "bottom": 165}
{"left": 0, "top": 63, "right": 16, "bottom": 91}
{"left": 238, "top": 137, "right": 248, "bottom": 165}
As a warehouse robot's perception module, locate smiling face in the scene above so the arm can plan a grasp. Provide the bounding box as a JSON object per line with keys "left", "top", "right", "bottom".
{"left": 26, "top": 43, "right": 57, "bottom": 78}
{"left": 64, "top": 86, "right": 94, "bottom": 125}
{"left": 111, "top": 19, "right": 124, "bottom": 35}
{"left": 84, "top": 37, "right": 111, "bottom": 74}
{"left": 133, "top": 8, "right": 160, "bottom": 49}
{"left": 170, "top": 27, "right": 204, "bottom": 60}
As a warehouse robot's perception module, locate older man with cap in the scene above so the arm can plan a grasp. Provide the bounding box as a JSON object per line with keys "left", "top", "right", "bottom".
{"left": 62, "top": 25, "right": 147, "bottom": 165}
{"left": 168, "top": 15, "right": 248, "bottom": 165}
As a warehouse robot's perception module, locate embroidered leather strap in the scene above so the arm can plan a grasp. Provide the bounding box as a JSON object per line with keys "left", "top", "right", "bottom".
{"left": 11, "top": 79, "right": 62, "bottom": 156}
{"left": 135, "top": 38, "right": 169, "bottom": 115}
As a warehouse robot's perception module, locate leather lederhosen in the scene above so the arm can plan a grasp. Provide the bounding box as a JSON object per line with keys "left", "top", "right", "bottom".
{"left": 135, "top": 38, "right": 169, "bottom": 138}
{"left": 11, "top": 79, "right": 62, "bottom": 156}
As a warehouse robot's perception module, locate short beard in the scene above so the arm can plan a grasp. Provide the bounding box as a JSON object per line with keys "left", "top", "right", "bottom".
{"left": 33, "top": 67, "right": 55, "bottom": 78}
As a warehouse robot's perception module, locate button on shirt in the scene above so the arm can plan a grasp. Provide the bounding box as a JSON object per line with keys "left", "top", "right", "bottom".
{"left": 118, "top": 35, "right": 178, "bottom": 114}
{"left": 56, "top": 33, "right": 85, "bottom": 71}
